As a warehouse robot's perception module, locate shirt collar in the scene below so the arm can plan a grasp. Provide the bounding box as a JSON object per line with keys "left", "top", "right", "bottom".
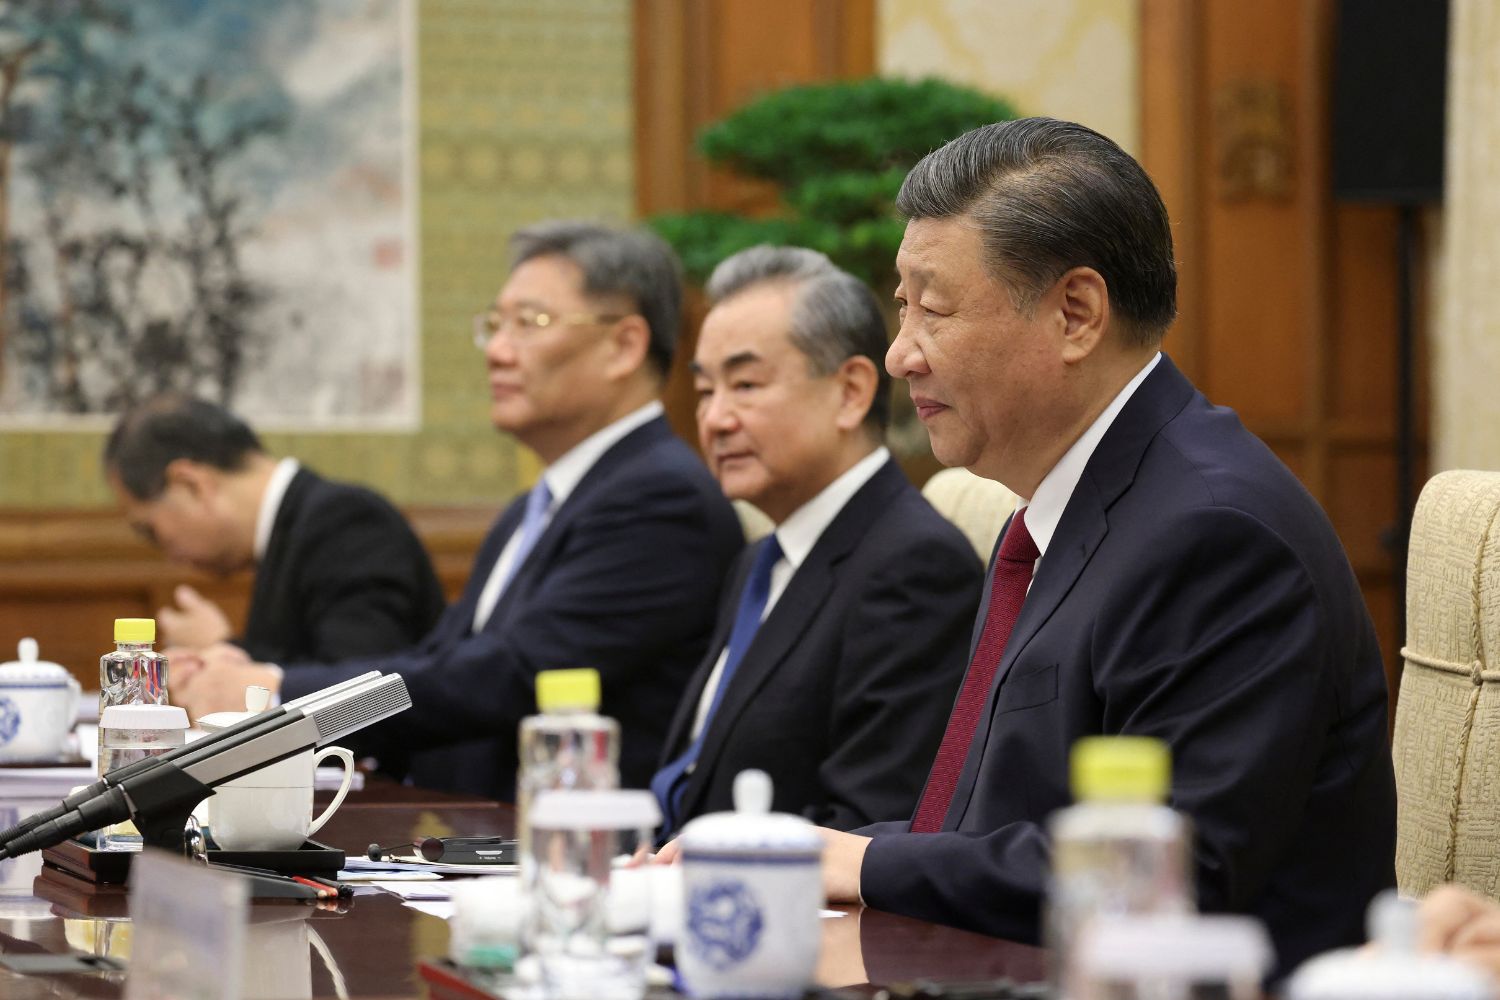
{"left": 253, "top": 457, "right": 301, "bottom": 562}
{"left": 773, "top": 446, "right": 890, "bottom": 571}
{"left": 540, "top": 401, "right": 664, "bottom": 506}
{"left": 1021, "top": 352, "right": 1161, "bottom": 557}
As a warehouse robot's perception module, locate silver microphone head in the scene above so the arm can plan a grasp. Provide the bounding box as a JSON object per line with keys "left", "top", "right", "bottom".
{"left": 306, "top": 674, "right": 411, "bottom": 744}
{"left": 283, "top": 670, "right": 383, "bottom": 711}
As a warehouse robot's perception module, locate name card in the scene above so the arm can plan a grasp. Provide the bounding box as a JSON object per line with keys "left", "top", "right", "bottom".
{"left": 127, "top": 849, "right": 248, "bottom": 1000}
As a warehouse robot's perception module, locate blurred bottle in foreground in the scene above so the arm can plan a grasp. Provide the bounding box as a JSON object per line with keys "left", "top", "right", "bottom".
{"left": 516, "top": 668, "right": 620, "bottom": 856}
{"left": 1047, "top": 735, "right": 1193, "bottom": 998}
{"left": 98, "top": 618, "right": 168, "bottom": 768}
{"left": 1286, "top": 891, "right": 1494, "bottom": 1000}
{"left": 1072, "top": 912, "right": 1271, "bottom": 1000}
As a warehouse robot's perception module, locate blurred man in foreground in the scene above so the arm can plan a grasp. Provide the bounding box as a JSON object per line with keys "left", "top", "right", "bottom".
{"left": 175, "top": 221, "right": 744, "bottom": 798}
{"left": 105, "top": 396, "right": 444, "bottom": 666}
{"left": 651, "top": 245, "right": 980, "bottom": 838}
{"left": 811, "top": 118, "right": 1397, "bottom": 976}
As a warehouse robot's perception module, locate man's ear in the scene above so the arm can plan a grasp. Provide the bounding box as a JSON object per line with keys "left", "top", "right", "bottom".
{"left": 1055, "top": 266, "right": 1110, "bottom": 365}
{"left": 834, "top": 356, "right": 879, "bottom": 433}
{"left": 163, "top": 459, "right": 216, "bottom": 503}
{"left": 605, "top": 315, "right": 652, "bottom": 380}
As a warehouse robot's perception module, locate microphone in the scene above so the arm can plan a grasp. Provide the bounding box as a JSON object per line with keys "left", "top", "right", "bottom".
{"left": 0, "top": 672, "right": 383, "bottom": 851}
{"left": 1, "top": 674, "right": 410, "bottom": 859}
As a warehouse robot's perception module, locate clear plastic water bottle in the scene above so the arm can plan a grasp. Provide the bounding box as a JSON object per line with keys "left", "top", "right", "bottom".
{"left": 516, "top": 668, "right": 620, "bottom": 859}
{"left": 97, "top": 703, "right": 188, "bottom": 851}
{"left": 98, "top": 618, "right": 168, "bottom": 767}
{"left": 1047, "top": 736, "right": 1193, "bottom": 998}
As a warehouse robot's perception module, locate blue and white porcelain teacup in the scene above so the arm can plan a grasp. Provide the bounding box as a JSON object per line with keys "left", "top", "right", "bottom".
{"left": 0, "top": 638, "right": 82, "bottom": 763}
{"left": 676, "top": 769, "right": 822, "bottom": 1000}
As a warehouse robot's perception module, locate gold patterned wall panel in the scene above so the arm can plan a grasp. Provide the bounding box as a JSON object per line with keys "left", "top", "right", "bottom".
{"left": 0, "top": 0, "right": 630, "bottom": 509}
{"left": 1435, "top": 0, "right": 1500, "bottom": 474}
{"left": 878, "top": 0, "right": 1139, "bottom": 154}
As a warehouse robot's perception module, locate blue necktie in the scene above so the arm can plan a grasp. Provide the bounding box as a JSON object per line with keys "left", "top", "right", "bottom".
{"left": 500, "top": 480, "right": 553, "bottom": 594}
{"left": 651, "top": 535, "right": 784, "bottom": 835}
{"left": 473, "top": 480, "right": 553, "bottom": 632}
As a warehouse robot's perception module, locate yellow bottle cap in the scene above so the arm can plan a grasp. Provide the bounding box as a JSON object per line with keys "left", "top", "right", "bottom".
{"left": 114, "top": 618, "right": 156, "bottom": 644}
{"left": 1071, "top": 735, "right": 1171, "bottom": 803}
{"left": 535, "top": 668, "right": 601, "bottom": 713}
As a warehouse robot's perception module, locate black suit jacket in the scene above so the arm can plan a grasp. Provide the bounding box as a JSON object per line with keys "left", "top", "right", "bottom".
{"left": 858, "top": 356, "right": 1396, "bottom": 978}
{"left": 658, "top": 459, "right": 981, "bottom": 833}
{"left": 241, "top": 467, "right": 444, "bottom": 665}
{"left": 278, "top": 416, "right": 745, "bottom": 800}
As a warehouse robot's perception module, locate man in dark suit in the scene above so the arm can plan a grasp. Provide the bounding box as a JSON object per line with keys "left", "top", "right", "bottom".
{"left": 814, "top": 119, "right": 1397, "bottom": 975}
{"left": 104, "top": 396, "right": 444, "bottom": 664}
{"left": 175, "top": 221, "right": 744, "bottom": 799}
{"left": 651, "top": 246, "right": 981, "bottom": 838}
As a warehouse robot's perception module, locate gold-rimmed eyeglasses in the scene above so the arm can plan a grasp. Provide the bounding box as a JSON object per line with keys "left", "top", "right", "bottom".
{"left": 471, "top": 306, "right": 628, "bottom": 349}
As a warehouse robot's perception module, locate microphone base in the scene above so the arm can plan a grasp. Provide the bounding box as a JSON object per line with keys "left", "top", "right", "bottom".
{"left": 118, "top": 762, "right": 215, "bottom": 856}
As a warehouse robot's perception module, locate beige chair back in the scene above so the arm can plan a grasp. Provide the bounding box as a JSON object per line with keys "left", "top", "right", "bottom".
{"left": 921, "top": 467, "right": 1018, "bottom": 561}
{"left": 1394, "top": 469, "right": 1500, "bottom": 897}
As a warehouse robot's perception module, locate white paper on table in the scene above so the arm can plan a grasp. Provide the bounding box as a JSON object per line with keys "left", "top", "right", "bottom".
{"left": 340, "top": 854, "right": 517, "bottom": 876}
{"left": 335, "top": 869, "right": 442, "bottom": 883}
{"left": 405, "top": 900, "right": 457, "bottom": 920}
{"left": 0, "top": 766, "right": 95, "bottom": 799}
{"left": 314, "top": 766, "right": 365, "bottom": 792}
{"left": 372, "top": 881, "right": 453, "bottom": 901}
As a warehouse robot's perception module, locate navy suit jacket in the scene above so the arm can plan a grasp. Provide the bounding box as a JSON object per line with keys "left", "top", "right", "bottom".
{"left": 857, "top": 356, "right": 1396, "bottom": 977}
{"left": 658, "top": 459, "right": 982, "bottom": 833}
{"left": 278, "top": 417, "right": 745, "bottom": 800}
{"left": 241, "top": 468, "right": 444, "bottom": 666}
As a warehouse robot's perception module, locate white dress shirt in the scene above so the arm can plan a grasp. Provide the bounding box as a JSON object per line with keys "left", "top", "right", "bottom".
{"left": 471, "top": 401, "right": 665, "bottom": 633}
{"left": 253, "top": 457, "right": 301, "bottom": 562}
{"left": 686, "top": 446, "right": 891, "bottom": 741}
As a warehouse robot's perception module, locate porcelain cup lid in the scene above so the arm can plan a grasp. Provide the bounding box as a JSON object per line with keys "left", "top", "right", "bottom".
{"left": 678, "top": 769, "right": 822, "bottom": 857}
{"left": 197, "top": 685, "right": 275, "bottom": 732}
{"left": 0, "top": 638, "right": 73, "bottom": 686}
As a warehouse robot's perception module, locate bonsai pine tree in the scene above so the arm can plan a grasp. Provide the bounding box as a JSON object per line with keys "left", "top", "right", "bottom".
{"left": 648, "top": 77, "right": 1019, "bottom": 288}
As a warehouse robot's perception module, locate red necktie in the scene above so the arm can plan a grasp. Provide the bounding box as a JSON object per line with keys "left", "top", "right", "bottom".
{"left": 911, "top": 507, "right": 1039, "bottom": 833}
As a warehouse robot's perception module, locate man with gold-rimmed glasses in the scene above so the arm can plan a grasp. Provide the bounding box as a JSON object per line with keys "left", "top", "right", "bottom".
{"left": 175, "top": 221, "right": 745, "bottom": 800}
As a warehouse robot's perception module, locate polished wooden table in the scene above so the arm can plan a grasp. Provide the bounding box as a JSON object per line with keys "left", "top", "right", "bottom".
{"left": 0, "top": 782, "right": 1045, "bottom": 998}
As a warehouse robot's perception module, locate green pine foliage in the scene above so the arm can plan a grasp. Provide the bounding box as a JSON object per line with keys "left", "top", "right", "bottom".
{"left": 647, "top": 77, "right": 1019, "bottom": 286}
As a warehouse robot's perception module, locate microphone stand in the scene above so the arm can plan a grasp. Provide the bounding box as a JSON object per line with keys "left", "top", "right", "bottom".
{"left": 119, "top": 762, "right": 217, "bottom": 855}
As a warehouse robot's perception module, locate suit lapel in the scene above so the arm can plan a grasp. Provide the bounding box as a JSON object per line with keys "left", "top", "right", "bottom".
{"left": 450, "top": 500, "right": 525, "bottom": 642}
{"left": 677, "top": 461, "right": 908, "bottom": 817}
{"left": 243, "top": 467, "right": 313, "bottom": 650}
{"left": 486, "top": 418, "right": 674, "bottom": 626}
{"left": 946, "top": 356, "right": 1198, "bottom": 831}
{"left": 657, "top": 555, "right": 751, "bottom": 764}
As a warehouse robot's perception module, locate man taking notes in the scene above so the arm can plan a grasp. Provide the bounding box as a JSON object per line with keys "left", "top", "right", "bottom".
{"left": 175, "top": 221, "right": 744, "bottom": 799}
{"left": 815, "top": 119, "right": 1396, "bottom": 975}
{"left": 652, "top": 246, "right": 981, "bottom": 838}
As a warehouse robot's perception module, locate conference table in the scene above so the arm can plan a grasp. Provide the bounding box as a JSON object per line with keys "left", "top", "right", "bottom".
{"left": 0, "top": 779, "right": 1047, "bottom": 999}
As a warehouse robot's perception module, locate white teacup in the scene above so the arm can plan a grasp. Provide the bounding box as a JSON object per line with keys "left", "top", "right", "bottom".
{"left": 0, "top": 638, "right": 82, "bottom": 763}
{"left": 206, "top": 746, "right": 355, "bottom": 852}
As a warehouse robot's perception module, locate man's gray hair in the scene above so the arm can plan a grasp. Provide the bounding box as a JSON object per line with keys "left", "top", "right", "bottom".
{"left": 897, "top": 117, "right": 1177, "bottom": 345}
{"left": 510, "top": 220, "right": 683, "bottom": 376}
{"left": 705, "top": 245, "right": 891, "bottom": 433}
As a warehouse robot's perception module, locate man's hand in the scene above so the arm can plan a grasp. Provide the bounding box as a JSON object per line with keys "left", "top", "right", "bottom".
{"left": 1419, "top": 884, "right": 1500, "bottom": 980}
{"left": 158, "top": 585, "right": 232, "bottom": 650}
{"left": 173, "top": 644, "right": 282, "bottom": 722}
{"left": 818, "top": 828, "right": 871, "bottom": 904}
{"left": 653, "top": 838, "right": 681, "bottom": 865}
{"left": 658, "top": 828, "right": 869, "bottom": 904}
{"left": 163, "top": 647, "right": 206, "bottom": 688}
